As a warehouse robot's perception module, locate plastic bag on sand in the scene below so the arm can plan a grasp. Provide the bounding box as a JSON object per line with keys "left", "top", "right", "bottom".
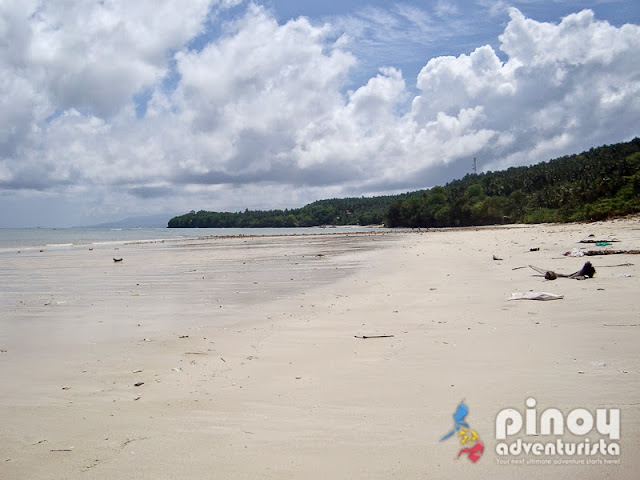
{"left": 509, "top": 292, "right": 564, "bottom": 301}
{"left": 567, "top": 248, "right": 585, "bottom": 257}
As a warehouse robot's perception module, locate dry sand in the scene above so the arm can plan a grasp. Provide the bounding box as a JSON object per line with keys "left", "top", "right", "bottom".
{"left": 1, "top": 220, "right": 639, "bottom": 479}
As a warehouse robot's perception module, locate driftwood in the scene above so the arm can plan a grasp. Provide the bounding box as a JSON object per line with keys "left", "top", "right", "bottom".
{"left": 354, "top": 335, "right": 394, "bottom": 339}
{"left": 113, "top": 258, "right": 123, "bottom": 262}
{"left": 573, "top": 250, "right": 640, "bottom": 256}
{"left": 529, "top": 261, "right": 596, "bottom": 280}
{"left": 579, "top": 239, "right": 619, "bottom": 243}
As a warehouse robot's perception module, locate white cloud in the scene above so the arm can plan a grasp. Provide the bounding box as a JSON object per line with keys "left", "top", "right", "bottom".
{"left": 435, "top": 0, "right": 459, "bottom": 18}
{"left": 4, "top": 0, "right": 213, "bottom": 115}
{"left": 0, "top": 3, "right": 639, "bottom": 225}
{"left": 412, "top": 7, "right": 640, "bottom": 171}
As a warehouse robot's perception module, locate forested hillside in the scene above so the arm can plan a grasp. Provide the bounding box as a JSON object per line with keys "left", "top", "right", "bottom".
{"left": 168, "top": 138, "right": 640, "bottom": 228}
{"left": 167, "top": 194, "right": 406, "bottom": 228}
{"left": 387, "top": 138, "right": 640, "bottom": 227}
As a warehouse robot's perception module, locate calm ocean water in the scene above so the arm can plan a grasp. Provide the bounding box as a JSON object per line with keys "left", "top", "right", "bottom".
{"left": 0, "top": 226, "right": 388, "bottom": 251}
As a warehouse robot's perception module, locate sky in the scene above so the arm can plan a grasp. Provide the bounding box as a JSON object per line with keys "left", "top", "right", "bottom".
{"left": 0, "top": 0, "right": 639, "bottom": 227}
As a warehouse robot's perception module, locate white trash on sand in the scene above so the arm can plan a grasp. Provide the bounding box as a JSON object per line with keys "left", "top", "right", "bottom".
{"left": 509, "top": 292, "right": 564, "bottom": 301}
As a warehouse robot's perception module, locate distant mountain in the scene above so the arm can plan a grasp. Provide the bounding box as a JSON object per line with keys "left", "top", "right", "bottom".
{"left": 84, "top": 214, "right": 174, "bottom": 228}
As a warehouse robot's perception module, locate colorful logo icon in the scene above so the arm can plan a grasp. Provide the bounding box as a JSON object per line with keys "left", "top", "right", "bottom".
{"left": 440, "top": 400, "right": 485, "bottom": 463}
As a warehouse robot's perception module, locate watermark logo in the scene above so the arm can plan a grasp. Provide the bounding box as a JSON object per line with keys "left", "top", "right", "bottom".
{"left": 440, "top": 399, "right": 484, "bottom": 463}
{"left": 495, "top": 398, "right": 620, "bottom": 465}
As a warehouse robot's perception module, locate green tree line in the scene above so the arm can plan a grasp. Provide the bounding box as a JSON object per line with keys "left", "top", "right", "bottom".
{"left": 168, "top": 138, "right": 640, "bottom": 228}
{"left": 167, "top": 194, "right": 406, "bottom": 228}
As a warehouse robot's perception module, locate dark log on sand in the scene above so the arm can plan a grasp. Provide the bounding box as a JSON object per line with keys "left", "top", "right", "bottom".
{"left": 579, "top": 239, "right": 619, "bottom": 243}
{"left": 571, "top": 250, "right": 640, "bottom": 256}
{"left": 529, "top": 261, "right": 596, "bottom": 280}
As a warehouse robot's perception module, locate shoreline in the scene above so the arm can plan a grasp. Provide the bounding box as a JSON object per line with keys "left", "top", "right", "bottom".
{"left": 4, "top": 214, "right": 637, "bottom": 253}
{"left": 1, "top": 219, "right": 639, "bottom": 479}
{"left": 0, "top": 226, "right": 401, "bottom": 253}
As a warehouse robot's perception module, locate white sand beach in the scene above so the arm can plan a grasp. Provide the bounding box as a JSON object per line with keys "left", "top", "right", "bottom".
{"left": 1, "top": 220, "right": 639, "bottom": 479}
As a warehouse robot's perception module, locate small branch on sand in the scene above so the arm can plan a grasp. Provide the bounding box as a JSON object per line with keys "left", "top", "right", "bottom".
{"left": 566, "top": 250, "right": 640, "bottom": 256}
{"left": 354, "top": 335, "right": 394, "bottom": 339}
{"left": 579, "top": 239, "right": 619, "bottom": 243}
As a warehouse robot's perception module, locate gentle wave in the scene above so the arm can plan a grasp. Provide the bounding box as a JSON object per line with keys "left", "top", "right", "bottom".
{"left": 0, "top": 226, "right": 391, "bottom": 251}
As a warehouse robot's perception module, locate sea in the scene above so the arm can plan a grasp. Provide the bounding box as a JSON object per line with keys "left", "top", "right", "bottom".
{"left": 0, "top": 226, "right": 390, "bottom": 253}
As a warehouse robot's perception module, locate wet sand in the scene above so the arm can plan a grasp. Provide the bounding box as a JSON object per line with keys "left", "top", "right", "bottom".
{"left": 0, "top": 222, "right": 639, "bottom": 479}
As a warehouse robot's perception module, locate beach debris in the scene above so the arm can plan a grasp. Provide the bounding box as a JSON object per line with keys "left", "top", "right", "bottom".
{"left": 0, "top": 349, "right": 6, "bottom": 354}
{"left": 595, "top": 242, "right": 613, "bottom": 247}
{"left": 185, "top": 351, "right": 206, "bottom": 355}
{"left": 134, "top": 382, "right": 144, "bottom": 387}
{"left": 113, "top": 258, "right": 123, "bottom": 262}
{"left": 565, "top": 249, "right": 640, "bottom": 256}
{"left": 220, "top": 357, "right": 226, "bottom": 362}
{"left": 529, "top": 247, "right": 540, "bottom": 252}
{"left": 566, "top": 248, "right": 585, "bottom": 257}
{"left": 61, "top": 386, "right": 71, "bottom": 390}
{"left": 178, "top": 335, "right": 189, "bottom": 338}
{"left": 354, "top": 335, "right": 395, "bottom": 339}
{"left": 50, "top": 449, "right": 73, "bottom": 452}
{"left": 528, "top": 261, "right": 596, "bottom": 280}
{"left": 492, "top": 255, "right": 503, "bottom": 261}
{"left": 603, "top": 323, "right": 640, "bottom": 327}
{"left": 89, "top": 247, "right": 93, "bottom": 251}
{"left": 617, "top": 273, "right": 634, "bottom": 278}
{"left": 579, "top": 239, "right": 619, "bottom": 243}
{"left": 599, "top": 263, "right": 634, "bottom": 267}
{"left": 132, "top": 369, "right": 143, "bottom": 373}
{"left": 512, "top": 266, "right": 527, "bottom": 271}
{"left": 172, "top": 367, "right": 182, "bottom": 372}
{"left": 134, "top": 396, "right": 141, "bottom": 401}
{"left": 509, "top": 292, "right": 564, "bottom": 301}
{"left": 142, "top": 338, "right": 151, "bottom": 342}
